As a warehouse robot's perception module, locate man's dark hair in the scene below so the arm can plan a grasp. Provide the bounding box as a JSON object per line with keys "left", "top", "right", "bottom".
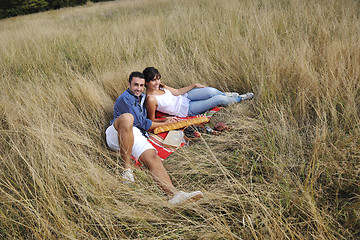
{"left": 129, "top": 71, "right": 144, "bottom": 83}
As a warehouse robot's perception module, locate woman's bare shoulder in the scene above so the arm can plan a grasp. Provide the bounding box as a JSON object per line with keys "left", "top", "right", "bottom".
{"left": 146, "top": 95, "right": 157, "bottom": 103}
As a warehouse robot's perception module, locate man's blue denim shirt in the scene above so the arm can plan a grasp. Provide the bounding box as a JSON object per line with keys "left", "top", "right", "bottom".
{"left": 110, "top": 89, "right": 152, "bottom": 134}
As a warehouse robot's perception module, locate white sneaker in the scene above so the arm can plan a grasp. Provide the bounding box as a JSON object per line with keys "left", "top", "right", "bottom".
{"left": 122, "top": 168, "right": 134, "bottom": 184}
{"left": 239, "top": 92, "right": 254, "bottom": 100}
{"left": 168, "top": 191, "right": 203, "bottom": 205}
{"left": 225, "top": 92, "right": 240, "bottom": 98}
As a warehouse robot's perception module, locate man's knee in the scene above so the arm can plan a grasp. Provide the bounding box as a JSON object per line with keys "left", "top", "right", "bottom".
{"left": 140, "top": 149, "right": 162, "bottom": 167}
{"left": 114, "top": 113, "right": 134, "bottom": 131}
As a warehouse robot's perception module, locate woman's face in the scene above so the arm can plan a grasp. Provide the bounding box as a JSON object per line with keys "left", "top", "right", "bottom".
{"left": 146, "top": 75, "right": 161, "bottom": 90}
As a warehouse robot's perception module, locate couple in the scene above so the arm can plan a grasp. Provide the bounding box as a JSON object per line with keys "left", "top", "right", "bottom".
{"left": 105, "top": 68, "right": 254, "bottom": 205}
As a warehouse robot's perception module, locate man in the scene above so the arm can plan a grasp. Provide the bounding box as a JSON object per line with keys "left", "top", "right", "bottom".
{"left": 105, "top": 71, "right": 203, "bottom": 205}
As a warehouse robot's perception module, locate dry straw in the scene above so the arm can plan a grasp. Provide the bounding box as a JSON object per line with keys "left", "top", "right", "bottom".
{"left": 1, "top": 0, "right": 359, "bottom": 238}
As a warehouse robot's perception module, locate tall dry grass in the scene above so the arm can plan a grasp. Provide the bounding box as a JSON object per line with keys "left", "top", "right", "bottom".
{"left": 1, "top": 0, "right": 359, "bottom": 238}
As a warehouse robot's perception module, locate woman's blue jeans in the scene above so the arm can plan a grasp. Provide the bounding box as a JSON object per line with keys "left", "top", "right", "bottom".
{"left": 187, "top": 87, "right": 241, "bottom": 116}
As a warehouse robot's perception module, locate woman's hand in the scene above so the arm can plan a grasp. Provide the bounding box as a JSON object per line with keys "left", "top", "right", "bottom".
{"left": 164, "top": 117, "right": 180, "bottom": 124}
{"left": 193, "top": 83, "right": 206, "bottom": 88}
{"left": 149, "top": 116, "right": 182, "bottom": 130}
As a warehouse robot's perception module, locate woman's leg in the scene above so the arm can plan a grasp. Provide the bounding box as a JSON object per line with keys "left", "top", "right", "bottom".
{"left": 188, "top": 95, "right": 241, "bottom": 116}
{"left": 186, "top": 87, "right": 224, "bottom": 101}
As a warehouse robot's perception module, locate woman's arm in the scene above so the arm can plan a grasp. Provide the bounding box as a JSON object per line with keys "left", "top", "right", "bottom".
{"left": 165, "top": 83, "right": 206, "bottom": 96}
{"left": 145, "top": 95, "right": 180, "bottom": 123}
{"left": 145, "top": 96, "right": 163, "bottom": 122}
{"left": 148, "top": 117, "right": 180, "bottom": 130}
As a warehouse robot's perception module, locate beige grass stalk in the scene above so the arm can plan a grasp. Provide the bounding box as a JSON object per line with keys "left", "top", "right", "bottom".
{"left": 1, "top": 0, "right": 359, "bottom": 238}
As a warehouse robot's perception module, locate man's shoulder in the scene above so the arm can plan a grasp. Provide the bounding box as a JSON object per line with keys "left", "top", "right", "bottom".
{"left": 117, "top": 90, "right": 133, "bottom": 102}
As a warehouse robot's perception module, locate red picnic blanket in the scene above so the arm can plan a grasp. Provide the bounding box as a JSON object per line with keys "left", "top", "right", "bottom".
{"left": 148, "top": 107, "right": 222, "bottom": 160}
{"left": 132, "top": 107, "right": 222, "bottom": 167}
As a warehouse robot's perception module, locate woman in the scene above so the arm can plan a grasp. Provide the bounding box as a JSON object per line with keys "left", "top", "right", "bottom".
{"left": 143, "top": 67, "right": 254, "bottom": 122}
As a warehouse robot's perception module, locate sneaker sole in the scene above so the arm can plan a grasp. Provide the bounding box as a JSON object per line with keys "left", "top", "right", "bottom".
{"left": 241, "top": 93, "right": 254, "bottom": 100}
{"left": 183, "top": 193, "right": 204, "bottom": 204}
{"left": 169, "top": 192, "right": 204, "bottom": 205}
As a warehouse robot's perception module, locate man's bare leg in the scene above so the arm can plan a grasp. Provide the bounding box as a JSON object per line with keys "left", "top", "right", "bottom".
{"left": 139, "top": 149, "right": 178, "bottom": 197}
{"left": 113, "top": 113, "right": 134, "bottom": 169}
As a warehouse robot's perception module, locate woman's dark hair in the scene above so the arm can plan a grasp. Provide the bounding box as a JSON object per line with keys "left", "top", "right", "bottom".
{"left": 143, "top": 67, "right": 161, "bottom": 83}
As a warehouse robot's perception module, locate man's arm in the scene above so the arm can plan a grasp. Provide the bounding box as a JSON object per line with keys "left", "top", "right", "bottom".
{"left": 118, "top": 93, "right": 180, "bottom": 131}
{"left": 119, "top": 97, "right": 153, "bottom": 131}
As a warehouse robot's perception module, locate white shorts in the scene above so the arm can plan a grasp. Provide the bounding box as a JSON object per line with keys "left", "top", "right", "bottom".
{"left": 105, "top": 124, "right": 156, "bottom": 160}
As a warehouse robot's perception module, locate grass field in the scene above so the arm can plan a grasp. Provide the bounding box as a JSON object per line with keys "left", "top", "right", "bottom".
{"left": 1, "top": 0, "right": 359, "bottom": 238}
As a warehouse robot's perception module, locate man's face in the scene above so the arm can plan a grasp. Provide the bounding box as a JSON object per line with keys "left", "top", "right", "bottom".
{"left": 128, "top": 77, "right": 145, "bottom": 97}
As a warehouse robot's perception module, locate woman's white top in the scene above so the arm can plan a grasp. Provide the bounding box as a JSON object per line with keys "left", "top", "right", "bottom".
{"left": 151, "top": 89, "right": 190, "bottom": 117}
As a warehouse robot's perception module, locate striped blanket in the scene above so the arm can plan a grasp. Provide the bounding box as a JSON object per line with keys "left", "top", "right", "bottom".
{"left": 148, "top": 107, "right": 221, "bottom": 161}
{"left": 132, "top": 107, "right": 221, "bottom": 167}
